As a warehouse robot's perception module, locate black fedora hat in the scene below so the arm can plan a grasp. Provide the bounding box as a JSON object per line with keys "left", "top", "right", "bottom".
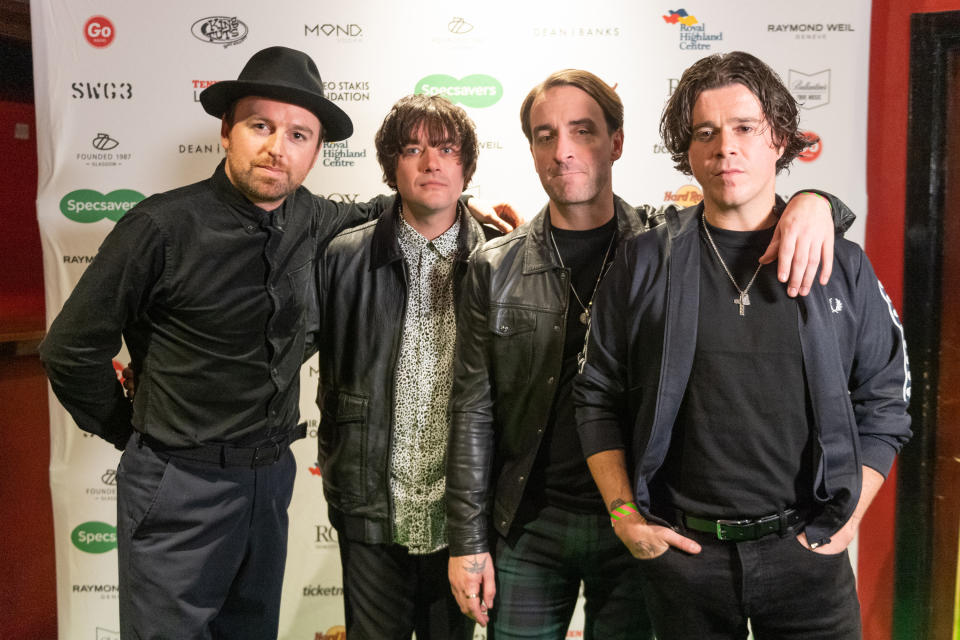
{"left": 200, "top": 46, "right": 353, "bottom": 142}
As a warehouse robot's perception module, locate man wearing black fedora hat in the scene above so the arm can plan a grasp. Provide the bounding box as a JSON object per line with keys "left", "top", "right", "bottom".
{"left": 39, "top": 46, "right": 514, "bottom": 640}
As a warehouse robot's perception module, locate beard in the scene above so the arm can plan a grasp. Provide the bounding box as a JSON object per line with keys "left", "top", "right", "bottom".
{"left": 225, "top": 153, "right": 299, "bottom": 208}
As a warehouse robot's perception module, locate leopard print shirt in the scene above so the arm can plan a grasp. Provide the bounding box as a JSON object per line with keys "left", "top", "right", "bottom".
{"left": 390, "top": 211, "right": 461, "bottom": 554}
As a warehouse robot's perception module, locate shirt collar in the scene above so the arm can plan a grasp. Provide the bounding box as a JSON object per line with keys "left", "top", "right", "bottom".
{"left": 210, "top": 159, "right": 293, "bottom": 233}
{"left": 396, "top": 203, "right": 462, "bottom": 260}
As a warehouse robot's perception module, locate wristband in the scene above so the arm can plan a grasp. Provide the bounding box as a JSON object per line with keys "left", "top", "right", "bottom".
{"left": 799, "top": 190, "right": 830, "bottom": 208}
{"left": 609, "top": 501, "right": 640, "bottom": 522}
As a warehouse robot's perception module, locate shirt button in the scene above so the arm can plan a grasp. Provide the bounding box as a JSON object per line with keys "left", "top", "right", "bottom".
{"left": 500, "top": 324, "right": 510, "bottom": 331}
{"left": 537, "top": 427, "right": 544, "bottom": 434}
{"left": 501, "top": 520, "right": 507, "bottom": 528}
{"left": 246, "top": 225, "right": 255, "bottom": 232}
{"left": 271, "top": 368, "right": 278, "bottom": 376}
{"left": 518, "top": 475, "right": 524, "bottom": 483}
{"left": 553, "top": 324, "right": 561, "bottom": 332}
{"left": 560, "top": 272, "right": 567, "bottom": 279}
{"left": 547, "top": 376, "right": 555, "bottom": 385}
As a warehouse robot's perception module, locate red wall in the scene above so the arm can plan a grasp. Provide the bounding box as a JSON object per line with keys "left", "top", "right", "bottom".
{"left": 0, "top": 100, "right": 43, "bottom": 320}
{"left": 859, "top": 2, "right": 959, "bottom": 639}
{"left": 0, "top": 100, "right": 56, "bottom": 638}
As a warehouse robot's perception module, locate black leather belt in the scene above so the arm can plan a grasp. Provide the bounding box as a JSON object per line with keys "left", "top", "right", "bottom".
{"left": 139, "top": 423, "right": 307, "bottom": 468}
{"left": 683, "top": 508, "right": 803, "bottom": 541}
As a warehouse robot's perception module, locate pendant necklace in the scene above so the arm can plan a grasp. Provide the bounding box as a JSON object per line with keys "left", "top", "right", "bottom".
{"left": 701, "top": 213, "right": 763, "bottom": 317}
{"left": 549, "top": 227, "right": 616, "bottom": 325}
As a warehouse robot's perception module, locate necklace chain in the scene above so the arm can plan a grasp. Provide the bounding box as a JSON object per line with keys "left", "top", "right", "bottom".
{"left": 550, "top": 226, "right": 616, "bottom": 325}
{"left": 701, "top": 213, "right": 763, "bottom": 317}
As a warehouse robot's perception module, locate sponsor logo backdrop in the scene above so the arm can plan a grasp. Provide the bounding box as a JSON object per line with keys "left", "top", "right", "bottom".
{"left": 32, "top": 1, "right": 870, "bottom": 637}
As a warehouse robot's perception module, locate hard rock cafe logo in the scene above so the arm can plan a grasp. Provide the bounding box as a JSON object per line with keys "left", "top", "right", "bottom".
{"left": 315, "top": 626, "right": 346, "bottom": 640}
{"left": 663, "top": 184, "right": 703, "bottom": 206}
{"left": 798, "top": 132, "right": 822, "bottom": 162}
{"left": 788, "top": 69, "right": 830, "bottom": 110}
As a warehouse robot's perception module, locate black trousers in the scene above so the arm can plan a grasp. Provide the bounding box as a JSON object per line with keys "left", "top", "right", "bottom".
{"left": 337, "top": 536, "right": 474, "bottom": 640}
{"left": 637, "top": 527, "right": 861, "bottom": 640}
{"left": 116, "top": 434, "right": 295, "bottom": 640}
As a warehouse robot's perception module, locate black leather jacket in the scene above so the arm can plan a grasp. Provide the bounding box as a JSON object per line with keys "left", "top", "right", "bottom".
{"left": 445, "top": 192, "right": 854, "bottom": 557}
{"left": 315, "top": 197, "right": 496, "bottom": 544}
{"left": 446, "top": 196, "right": 656, "bottom": 556}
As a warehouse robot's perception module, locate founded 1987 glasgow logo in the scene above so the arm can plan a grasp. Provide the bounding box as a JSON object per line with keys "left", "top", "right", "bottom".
{"left": 59, "top": 189, "right": 145, "bottom": 223}
{"left": 71, "top": 521, "right": 117, "bottom": 554}
{"left": 414, "top": 74, "right": 502, "bottom": 108}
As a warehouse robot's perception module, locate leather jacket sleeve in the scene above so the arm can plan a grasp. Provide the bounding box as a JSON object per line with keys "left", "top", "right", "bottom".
{"left": 446, "top": 254, "right": 497, "bottom": 557}
{"left": 789, "top": 189, "right": 856, "bottom": 233}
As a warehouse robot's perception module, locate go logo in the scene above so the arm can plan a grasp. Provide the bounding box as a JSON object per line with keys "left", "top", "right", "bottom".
{"left": 415, "top": 74, "right": 503, "bottom": 108}
{"left": 59, "top": 189, "right": 145, "bottom": 223}
{"left": 85, "top": 16, "right": 115, "bottom": 48}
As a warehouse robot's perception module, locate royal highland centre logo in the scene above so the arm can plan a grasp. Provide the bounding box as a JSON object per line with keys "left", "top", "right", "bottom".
{"left": 662, "top": 8, "right": 723, "bottom": 50}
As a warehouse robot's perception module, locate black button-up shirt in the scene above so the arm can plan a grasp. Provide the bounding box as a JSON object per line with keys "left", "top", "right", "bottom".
{"left": 40, "top": 161, "right": 386, "bottom": 448}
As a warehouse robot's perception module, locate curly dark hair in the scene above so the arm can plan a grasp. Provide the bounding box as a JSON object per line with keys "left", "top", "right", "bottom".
{"left": 520, "top": 69, "right": 623, "bottom": 143}
{"left": 374, "top": 94, "right": 478, "bottom": 190}
{"left": 659, "top": 51, "right": 815, "bottom": 175}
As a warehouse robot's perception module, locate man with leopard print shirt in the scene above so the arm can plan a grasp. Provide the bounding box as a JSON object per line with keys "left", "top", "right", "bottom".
{"left": 313, "top": 94, "right": 497, "bottom": 640}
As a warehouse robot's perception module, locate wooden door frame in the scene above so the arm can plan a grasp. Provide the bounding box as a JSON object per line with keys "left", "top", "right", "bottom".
{"left": 895, "top": 10, "right": 960, "bottom": 640}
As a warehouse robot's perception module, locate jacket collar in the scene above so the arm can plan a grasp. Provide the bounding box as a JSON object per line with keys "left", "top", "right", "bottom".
{"left": 369, "top": 195, "right": 485, "bottom": 271}
{"left": 523, "top": 194, "right": 644, "bottom": 275}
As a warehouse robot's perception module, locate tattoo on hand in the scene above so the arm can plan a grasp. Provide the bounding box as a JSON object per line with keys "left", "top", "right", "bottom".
{"left": 465, "top": 557, "right": 486, "bottom": 574}
{"left": 609, "top": 498, "right": 627, "bottom": 511}
{"left": 633, "top": 541, "right": 660, "bottom": 557}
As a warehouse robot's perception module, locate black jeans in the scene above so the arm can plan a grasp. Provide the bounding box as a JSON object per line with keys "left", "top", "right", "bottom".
{"left": 637, "top": 527, "right": 861, "bottom": 640}
{"left": 337, "top": 537, "right": 473, "bottom": 640}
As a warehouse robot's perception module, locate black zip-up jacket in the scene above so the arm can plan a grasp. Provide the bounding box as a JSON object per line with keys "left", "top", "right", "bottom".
{"left": 445, "top": 192, "right": 855, "bottom": 557}
{"left": 315, "top": 197, "right": 498, "bottom": 544}
{"left": 575, "top": 203, "right": 911, "bottom": 546}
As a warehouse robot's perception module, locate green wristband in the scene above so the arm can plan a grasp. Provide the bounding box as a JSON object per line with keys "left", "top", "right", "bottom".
{"left": 610, "top": 502, "right": 640, "bottom": 522}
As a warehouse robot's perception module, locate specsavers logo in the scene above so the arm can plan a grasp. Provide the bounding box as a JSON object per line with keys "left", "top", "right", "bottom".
{"left": 415, "top": 74, "right": 502, "bottom": 108}
{"left": 60, "top": 189, "right": 145, "bottom": 223}
{"left": 71, "top": 521, "right": 117, "bottom": 553}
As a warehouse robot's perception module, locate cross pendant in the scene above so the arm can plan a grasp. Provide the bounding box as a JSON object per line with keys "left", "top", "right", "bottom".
{"left": 733, "top": 292, "right": 750, "bottom": 316}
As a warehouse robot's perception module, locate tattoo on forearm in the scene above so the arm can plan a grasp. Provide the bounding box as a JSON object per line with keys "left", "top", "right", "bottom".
{"left": 465, "top": 557, "right": 486, "bottom": 574}
{"left": 609, "top": 498, "right": 626, "bottom": 511}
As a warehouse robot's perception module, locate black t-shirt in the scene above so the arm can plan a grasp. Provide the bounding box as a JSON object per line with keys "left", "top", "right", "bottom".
{"left": 519, "top": 217, "right": 617, "bottom": 517}
{"left": 651, "top": 214, "right": 814, "bottom": 520}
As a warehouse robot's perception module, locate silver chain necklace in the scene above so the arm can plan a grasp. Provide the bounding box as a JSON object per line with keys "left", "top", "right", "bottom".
{"left": 549, "top": 227, "right": 616, "bottom": 325}
{"left": 701, "top": 213, "right": 763, "bottom": 317}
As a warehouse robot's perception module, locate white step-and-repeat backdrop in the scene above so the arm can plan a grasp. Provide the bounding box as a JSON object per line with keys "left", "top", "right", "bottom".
{"left": 32, "top": 1, "right": 870, "bottom": 638}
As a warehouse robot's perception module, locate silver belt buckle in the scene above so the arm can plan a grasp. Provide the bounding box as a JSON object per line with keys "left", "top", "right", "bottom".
{"left": 715, "top": 518, "right": 751, "bottom": 541}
